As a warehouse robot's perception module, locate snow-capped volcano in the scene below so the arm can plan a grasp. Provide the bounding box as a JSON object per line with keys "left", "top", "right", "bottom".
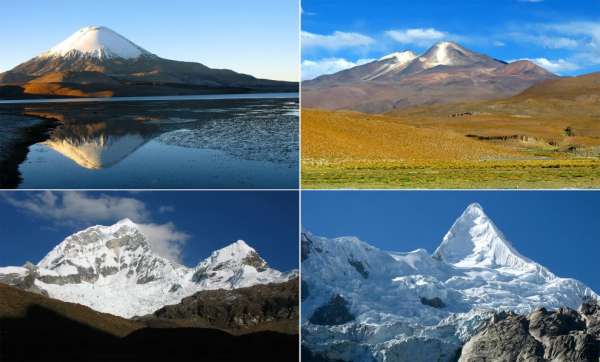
{"left": 0, "top": 219, "right": 292, "bottom": 318}
{"left": 301, "top": 203, "right": 598, "bottom": 362}
{"left": 0, "top": 25, "right": 296, "bottom": 97}
{"left": 302, "top": 41, "right": 555, "bottom": 113}
{"left": 42, "top": 26, "right": 151, "bottom": 59}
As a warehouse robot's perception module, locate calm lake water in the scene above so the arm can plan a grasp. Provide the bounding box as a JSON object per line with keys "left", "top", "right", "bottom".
{"left": 0, "top": 93, "right": 298, "bottom": 189}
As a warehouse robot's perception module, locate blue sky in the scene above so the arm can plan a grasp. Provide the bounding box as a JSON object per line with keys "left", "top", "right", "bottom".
{"left": 0, "top": 191, "right": 299, "bottom": 271}
{"left": 302, "top": 0, "right": 600, "bottom": 79}
{"left": 0, "top": 0, "right": 299, "bottom": 81}
{"left": 302, "top": 191, "right": 600, "bottom": 293}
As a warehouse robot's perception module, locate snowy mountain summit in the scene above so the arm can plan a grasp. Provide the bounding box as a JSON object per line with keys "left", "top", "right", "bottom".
{"left": 301, "top": 203, "right": 598, "bottom": 362}
{"left": 42, "top": 26, "right": 151, "bottom": 59}
{"left": 0, "top": 219, "right": 292, "bottom": 318}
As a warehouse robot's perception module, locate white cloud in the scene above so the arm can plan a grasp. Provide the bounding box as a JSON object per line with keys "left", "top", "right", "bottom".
{"left": 301, "top": 57, "right": 375, "bottom": 80}
{"left": 301, "top": 30, "right": 374, "bottom": 51}
{"left": 493, "top": 41, "right": 506, "bottom": 47}
{"left": 385, "top": 28, "right": 447, "bottom": 47}
{"left": 515, "top": 58, "right": 580, "bottom": 73}
{"left": 519, "top": 0, "right": 544, "bottom": 2}
{"left": 3, "top": 191, "right": 189, "bottom": 264}
{"left": 513, "top": 33, "right": 579, "bottom": 49}
{"left": 4, "top": 191, "right": 150, "bottom": 223}
{"left": 137, "top": 222, "right": 190, "bottom": 263}
{"left": 546, "top": 21, "right": 600, "bottom": 64}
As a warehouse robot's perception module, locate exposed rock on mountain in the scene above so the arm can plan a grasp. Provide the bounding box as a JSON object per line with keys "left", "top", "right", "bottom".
{"left": 0, "top": 26, "right": 296, "bottom": 99}
{"left": 302, "top": 41, "right": 556, "bottom": 113}
{"left": 308, "top": 294, "right": 355, "bottom": 326}
{"left": 140, "top": 278, "right": 299, "bottom": 334}
{"left": 0, "top": 219, "right": 293, "bottom": 318}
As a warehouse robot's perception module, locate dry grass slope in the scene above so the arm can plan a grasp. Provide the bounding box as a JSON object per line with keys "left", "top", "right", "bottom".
{"left": 301, "top": 108, "right": 600, "bottom": 189}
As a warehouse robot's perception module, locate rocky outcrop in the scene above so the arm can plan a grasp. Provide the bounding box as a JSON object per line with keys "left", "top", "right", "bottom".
{"left": 348, "top": 258, "right": 368, "bottom": 278}
{"left": 143, "top": 278, "right": 299, "bottom": 334}
{"left": 420, "top": 296, "right": 446, "bottom": 309}
{"left": 309, "top": 294, "right": 355, "bottom": 326}
{"left": 459, "top": 303, "right": 600, "bottom": 362}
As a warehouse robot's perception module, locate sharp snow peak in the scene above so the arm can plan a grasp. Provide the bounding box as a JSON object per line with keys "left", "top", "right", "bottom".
{"left": 43, "top": 26, "right": 150, "bottom": 59}
{"left": 434, "top": 203, "right": 540, "bottom": 272}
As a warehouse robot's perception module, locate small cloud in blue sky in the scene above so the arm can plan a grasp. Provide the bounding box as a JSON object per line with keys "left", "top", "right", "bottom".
{"left": 301, "top": 31, "right": 374, "bottom": 51}
{"left": 384, "top": 28, "right": 448, "bottom": 47}
{"left": 302, "top": 57, "right": 375, "bottom": 80}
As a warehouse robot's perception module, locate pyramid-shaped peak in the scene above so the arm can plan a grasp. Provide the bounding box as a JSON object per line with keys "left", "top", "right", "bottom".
{"left": 434, "top": 203, "right": 540, "bottom": 272}
{"left": 43, "top": 25, "right": 150, "bottom": 59}
{"left": 212, "top": 240, "right": 256, "bottom": 259}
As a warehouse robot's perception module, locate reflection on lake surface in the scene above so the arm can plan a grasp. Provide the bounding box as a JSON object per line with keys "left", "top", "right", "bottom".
{"left": 43, "top": 120, "right": 158, "bottom": 169}
{"left": 0, "top": 95, "right": 298, "bottom": 189}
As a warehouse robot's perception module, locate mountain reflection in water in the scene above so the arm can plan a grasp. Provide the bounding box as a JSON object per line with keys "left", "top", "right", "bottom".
{"left": 7, "top": 97, "right": 298, "bottom": 189}
{"left": 43, "top": 119, "right": 159, "bottom": 169}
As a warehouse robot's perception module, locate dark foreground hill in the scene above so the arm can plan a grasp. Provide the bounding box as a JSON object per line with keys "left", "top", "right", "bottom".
{"left": 0, "top": 283, "right": 298, "bottom": 361}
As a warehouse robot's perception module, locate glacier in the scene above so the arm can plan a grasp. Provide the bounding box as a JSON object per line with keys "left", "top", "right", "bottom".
{"left": 301, "top": 203, "right": 598, "bottom": 362}
{"left": 0, "top": 218, "right": 293, "bottom": 318}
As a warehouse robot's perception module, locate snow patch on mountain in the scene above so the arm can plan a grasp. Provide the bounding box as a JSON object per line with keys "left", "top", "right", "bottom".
{"left": 0, "top": 219, "right": 292, "bottom": 318}
{"left": 42, "top": 26, "right": 150, "bottom": 59}
{"left": 364, "top": 51, "right": 417, "bottom": 80}
{"left": 301, "top": 203, "right": 598, "bottom": 362}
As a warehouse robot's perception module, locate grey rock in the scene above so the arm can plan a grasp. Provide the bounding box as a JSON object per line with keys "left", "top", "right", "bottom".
{"left": 459, "top": 304, "right": 600, "bottom": 362}
{"left": 420, "top": 296, "right": 446, "bottom": 309}
{"left": 309, "top": 294, "right": 355, "bottom": 326}
{"left": 348, "top": 259, "right": 368, "bottom": 279}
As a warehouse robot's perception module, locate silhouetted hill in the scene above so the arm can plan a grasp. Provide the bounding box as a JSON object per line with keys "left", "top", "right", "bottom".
{"left": 0, "top": 283, "right": 298, "bottom": 361}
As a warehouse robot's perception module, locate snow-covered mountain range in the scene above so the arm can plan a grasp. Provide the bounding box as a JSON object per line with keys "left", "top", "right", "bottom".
{"left": 301, "top": 203, "right": 598, "bottom": 362}
{"left": 0, "top": 219, "right": 294, "bottom": 318}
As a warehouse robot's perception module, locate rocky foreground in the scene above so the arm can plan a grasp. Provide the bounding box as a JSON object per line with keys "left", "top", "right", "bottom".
{"left": 459, "top": 302, "right": 600, "bottom": 362}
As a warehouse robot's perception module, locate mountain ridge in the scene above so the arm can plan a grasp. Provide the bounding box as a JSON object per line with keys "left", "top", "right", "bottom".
{"left": 0, "top": 219, "right": 294, "bottom": 318}
{"left": 302, "top": 41, "right": 556, "bottom": 113}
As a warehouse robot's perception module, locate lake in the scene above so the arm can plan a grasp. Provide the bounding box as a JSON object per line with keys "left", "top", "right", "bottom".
{"left": 0, "top": 93, "right": 298, "bottom": 189}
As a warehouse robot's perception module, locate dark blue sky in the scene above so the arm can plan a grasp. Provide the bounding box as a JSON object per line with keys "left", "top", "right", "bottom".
{"left": 302, "top": 0, "right": 600, "bottom": 79}
{"left": 302, "top": 191, "right": 600, "bottom": 293}
{"left": 0, "top": 191, "right": 298, "bottom": 271}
